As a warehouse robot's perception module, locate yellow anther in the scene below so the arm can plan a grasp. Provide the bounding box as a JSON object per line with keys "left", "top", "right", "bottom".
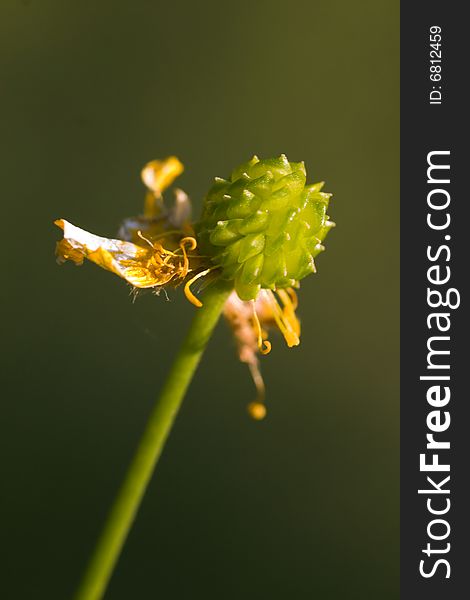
{"left": 247, "top": 401, "right": 267, "bottom": 421}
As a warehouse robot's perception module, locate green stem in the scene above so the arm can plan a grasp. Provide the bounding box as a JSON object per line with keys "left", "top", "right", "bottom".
{"left": 74, "top": 280, "right": 232, "bottom": 600}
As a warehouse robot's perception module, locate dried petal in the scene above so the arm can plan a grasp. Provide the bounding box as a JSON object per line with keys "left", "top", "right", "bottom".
{"left": 55, "top": 219, "right": 194, "bottom": 289}
{"left": 141, "top": 156, "right": 184, "bottom": 197}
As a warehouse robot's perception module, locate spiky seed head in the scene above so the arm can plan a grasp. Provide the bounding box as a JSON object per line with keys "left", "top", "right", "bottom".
{"left": 197, "top": 155, "right": 334, "bottom": 301}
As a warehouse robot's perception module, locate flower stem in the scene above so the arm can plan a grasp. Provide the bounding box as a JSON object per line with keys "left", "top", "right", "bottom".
{"left": 74, "top": 280, "right": 232, "bottom": 600}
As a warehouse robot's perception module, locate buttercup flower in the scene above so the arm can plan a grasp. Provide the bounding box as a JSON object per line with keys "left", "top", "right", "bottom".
{"left": 55, "top": 155, "right": 334, "bottom": 418}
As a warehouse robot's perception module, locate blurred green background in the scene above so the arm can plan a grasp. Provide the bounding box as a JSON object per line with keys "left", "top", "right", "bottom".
{"left": 1, "top": 1, "right": 399, "bottom": 598}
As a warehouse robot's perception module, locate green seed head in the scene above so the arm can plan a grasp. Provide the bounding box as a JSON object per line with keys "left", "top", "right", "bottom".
{"left": 197, "top": 155, "right": 334, "bottom": 301}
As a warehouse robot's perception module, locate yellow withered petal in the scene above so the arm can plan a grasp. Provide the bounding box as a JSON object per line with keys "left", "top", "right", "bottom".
{"left": 141, "top": 157, "right": 185, "bottom": 219}
{"left": 141, "top": 157, "right": 184, "bottom": 197}
{"left": 55, "top": 219, "right": 192, "bottom": 289}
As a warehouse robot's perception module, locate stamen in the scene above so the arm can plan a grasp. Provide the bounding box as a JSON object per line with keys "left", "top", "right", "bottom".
{"left": 184, "top": 267, "right": 215, "bottom": 307}
{"left": 160, "top": 246, "right": 178, "bottom": 257}
{"left": 248, "top": 362, "right": 265, "bottom": 402}
{"left": 286, "top": 287, "right": 298, "bottom": 309}
{"left": 277, "top": 288, "right": 292, "bottom": 310}
{"left": 137, "top": 230, "right": 155, "bottom": 249}
{"left": 276, "top": 289, "right": 300, "bottom": 336}
{"left": 180, "top": 236, "right": 197, "bottom": 251}
{"left": 251, "top": 301, "right": 272, "bottom": 355}
{"left": 265, "top": 290, "right": 300, "bottom": 347}
{"left": 178, "top": 237, "right": 198, "bottom": 277}
{"left": 246, "top": 363, "right": 267, "bottom": 420}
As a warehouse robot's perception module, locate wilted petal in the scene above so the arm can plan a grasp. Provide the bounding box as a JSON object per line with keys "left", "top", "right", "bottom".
{"left": 141, "top": 157, "right": 184, "bottom": 197}
{"left": 55, "top": 219, "right": 184, "bottom": 289}
{"left": 169, "top": 188, "right": 192, "bottom": 229}
{"left": 119, "top": 188, "right": 193, "bottom": 244}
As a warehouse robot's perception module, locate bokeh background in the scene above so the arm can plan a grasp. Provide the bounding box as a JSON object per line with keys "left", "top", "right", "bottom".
{"left": 1, "top": 1, "right": 399, "bottom": 598}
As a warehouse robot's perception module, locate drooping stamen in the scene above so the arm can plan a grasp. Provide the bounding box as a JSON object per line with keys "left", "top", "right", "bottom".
{"left": 178, "top": 236, "right": 197, "bottom": 278}
{"left": 251, "top": 301, "right": 272, "bottom": 355}
{"left": 184, "top": 267, "right": 216, "bottom": 307}
{"left": 246, "top": 362, "right": 267, "bottom": 421}
{"left": 276, "top": 289, "right": 301, "bottom": 337}
{"left": 264, "top": 290, "right": 300, "bottom": 347}
{"left": 285, "top": 287, "right": 298, "bottom": 310}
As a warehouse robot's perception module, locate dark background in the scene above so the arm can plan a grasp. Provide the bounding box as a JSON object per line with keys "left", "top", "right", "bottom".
{"left": 1, "top": 1, "right": 399, "bottom": 598}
